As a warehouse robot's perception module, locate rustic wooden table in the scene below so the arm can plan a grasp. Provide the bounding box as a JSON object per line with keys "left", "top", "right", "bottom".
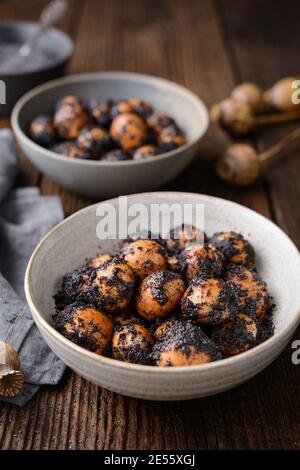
{"left": 1, "top": 0, "right": 300, "bottom": 450}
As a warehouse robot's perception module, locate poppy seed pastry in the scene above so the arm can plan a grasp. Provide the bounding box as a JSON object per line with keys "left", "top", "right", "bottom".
{"left": 151, "top": 322, "right": 221, "bottom": 367}
{"left": 54, "top": 95, "right": 87, "bottom": 139}
{"left": 136, "top": 271, "right": 186, "bottom": 321}
{"left": 110, "top": 112, "right": 148, "bottom": 152}
{"left": 181, "top": 277, "right": 234, "bottom": 325}
{"left": 211, "top": 313, "right": 258, "bottom": 356}
{"left": 121, "top": 239, "right": 168, "bottom": 279}
{"left": 209, "top": 231, "right": 255, "bottom": 266}
{"left": 54, "top": 303, "right": 114, "bottom": 354}
{"left": 92, "top": 257, "right": 135, "bottom": 314}
{"left": 77, "top": 126, "right": 109, "bottom": 157}
{"left": 29, "top": 114, "right": 56, "bottom": 147}
{"left": 180, "top": 243, "right": 224, "bottom": 282}
{"left": 112, "top": 323, "right": 154, "bottom": 364}
{"left": 226, "top": 264, "right": 270, "bottom": 319}
{"left": 158, "top": 124, "right": 186, "bottom": 148}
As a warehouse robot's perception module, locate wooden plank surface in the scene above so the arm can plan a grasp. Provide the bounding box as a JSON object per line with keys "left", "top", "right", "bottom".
{"left": 0, "top": 0, "right": 299, "bottom": 450}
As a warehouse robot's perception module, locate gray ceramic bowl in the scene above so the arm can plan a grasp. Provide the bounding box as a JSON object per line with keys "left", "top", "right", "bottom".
{"left": 12, "top": 72, "right": 209, "bottom": 198}
{"left": 0, "top": 21, "right": 73, "bottom": 116}
{"left": 25, "top": 192, "right": 300, "bottom": 401}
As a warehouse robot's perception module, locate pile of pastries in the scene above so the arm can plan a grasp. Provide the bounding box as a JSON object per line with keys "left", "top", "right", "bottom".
{"left": 28, "top": 95, "right": 187, "bottom": 161}
{"left": 54, "top": 227, "right": 274, "bottom": 367}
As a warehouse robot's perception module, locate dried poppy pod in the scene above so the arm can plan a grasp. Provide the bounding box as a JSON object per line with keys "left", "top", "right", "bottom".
{"left": 136, "top": 271, "right": 185, "bottom": 321}
{"left": 127, "top": 97, "right": 153, "bottom": 119}
{"left": 181, "top": 277, "right": 233, "bottom": 325}
{"left": 215, "top": 143, "right": 262, "bottom": 187}
{"left": 0, "top": 341, "right": 24, "bottom": 398}
{"left": 158, "top": 124, "right": 187, "bottom": 148}
{"left": 112, "top": 323, "right": 154, "bottom": 364}
{"left": 230, "top": 82, "right": 265, "bottom": 112}
{"left": 77, "top": 126, "right": 110, "bottom": 157}
{"left": 147, "top": 111, "right": 175, "bottom": 134}
{"left": 54, "top": 95, "right": 87, "bottom": 139}
{"left": 209, "top": 231, "right": 255, "bottom": 266}
{"left": 180, "top": 243, "right": 224, "bottom": 282}
{"left": 121, "top": 239, "right": 168, "bottom": 279}
{"left": 133, "top": 145, "right": 159, "bottom": 160}
{"left": 263, "top": 77, "right": 300, "bottom": 112}
{"left": 54, "top": 304, "right": 114, "bottom": 354}
{"left": 211, "top": 313, "right": 258, "bottom": 356}
{"left": 110, "top": 112, "right": 148, "bottom": 152}
{"left": 92, "top": 257, "right": 135, "bottom": 314}
{"left": 212, "top": 96, "right": 300, "bottom": 137}
{"left": 216, "top": 127, "right": 300, "bottom": 186}
{"left": 29, "top": 114, "right": 56, "bottom": 147}
{"left": 226, "top": 264, "right": 270, "bottom": 319}
{"left": 210, "top": 98, "right": 254, "bottom": 135}
{"left": 151, "top": 322, "right": 221, "bottom": 367}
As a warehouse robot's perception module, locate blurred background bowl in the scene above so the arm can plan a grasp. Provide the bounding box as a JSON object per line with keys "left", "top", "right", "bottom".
{"left": 12, "top": 72, "right": 209, "bottom": 199}
{"left": 0, "top": 21, "right": 73, "bottom": 115}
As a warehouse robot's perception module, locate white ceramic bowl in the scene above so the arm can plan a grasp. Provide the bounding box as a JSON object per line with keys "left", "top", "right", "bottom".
{"left": 12, "top": 72, "right": 208, "bottom": 198}
{"left": 25, "top": 192, "right": 300, "bottom": 401}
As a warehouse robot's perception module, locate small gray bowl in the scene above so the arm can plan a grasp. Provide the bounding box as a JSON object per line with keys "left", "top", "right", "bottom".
{"left": 12, "top": 72, "right": 209, "bottom": 198}
{"left": 0, "top": 21, "right": 73, "bottom": 115}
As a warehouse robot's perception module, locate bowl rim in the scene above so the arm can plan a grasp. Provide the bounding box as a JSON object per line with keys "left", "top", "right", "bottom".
{"left": 25, "top": 191, "right": 300, "bottom": 374}
{"left": 0, "top": 20, "right": 74, "bottom": 77}
{"left": 11, "top": 71, "right": 209, "bottom": 166}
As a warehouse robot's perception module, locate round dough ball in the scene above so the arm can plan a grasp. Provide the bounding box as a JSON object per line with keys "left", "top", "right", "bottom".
{"left": 122, "top": 239, "right": 167, "bottom": 279}
{"left": 92, "top": 257, "right": 135, "bottom": 313}
{"left": 88, "top": 253, "right": 113, "bottom": 268}
{"left": 158, "top": 125, "right": 186, "bottom": 148}
{"left": 136, "top": 271, "right": 185, "bottom": 321}
{"left": 89, "top": 98, "right": 113, "bottom": 128}
{"left": 29, "top": 114, "right": 56, "bottom": 147}
{"left": 133, "top": 145, "right": 158, "bottom": 161}
{"left": 111, "top": 100, "right": 134, "bottom": 117}
{"left": 62, "top": 266, "right": 96, "bottom": 303}
{"left": 154, "top": 319, "right": 181, "bottom": 340}
{"left": 164, "top": 225, "right": 206, "bottom": 256}
{"left": 226, "top": 265, "right": 270, "bottom": 319}
{"left": 147, "top": 111, "right": 175, "bottom": 134}
{"left": 110, "top": 112, "right": 148, "bottom": 152}
{"left": 209, "top": 231, "right": 255, "bottom": 266}
{"left": 77, "top": 126, "right": 109, "bottom": 157}
{"left": 180, "top": 244, "right": 224, "bottom": 282}
{"left": 54, "top": 96, "right": 86, "bottom": 139}
{"left": 151, "top": 322, "right": 221, "bottom": 367}
{"left": 161, "top": 225, "right": 206, "bottom": 273}
{"left": 54, "top": 304, "right": 114, "bottom": 354}
{"left": 50, "top": 141, "right": 90, "bottom": 159}
{"left": 181, "top": 277, "right": 233, "bottom": 324}
{"left": 127, "top": 97, "right": 153, "bottom": 119}
{"left": 112, "top": 323, "right": 154, "bottom": 364}
{"left": 211, "top": 313, "right": 258, "bottom": 355}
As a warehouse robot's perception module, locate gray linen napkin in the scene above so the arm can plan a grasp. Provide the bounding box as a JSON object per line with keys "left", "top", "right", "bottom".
{"left": 0, "top": 129, "right": 66, "bottom": 406}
